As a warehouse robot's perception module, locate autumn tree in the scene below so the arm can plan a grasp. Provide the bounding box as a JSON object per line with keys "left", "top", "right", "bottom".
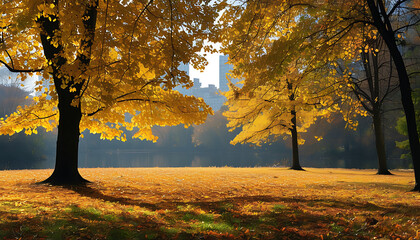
{"left": 364, "top": 0, "right": 420, "bottom": 190}
{"left": 342, "top": 32, "right": 400, "bottom": 175}
{"left": 316, "top": 0, "right": 420, "bottom": 181}
{"left": 224, "top": 61, "right": 338, "bottom": 170}
{"left": 219, "top": 1, "right": 349, "bottom": 169}
{"left": 219, "top": 0, "right": 420, "bottom": 190}
{"left": 219, "top": 1, "right": 362, "bottom": 170}
{"left": 395, "top": 25, "right": 420, "bottom": 161}
{"left": 0, "top": 0, "right": 219, "bottom": 185}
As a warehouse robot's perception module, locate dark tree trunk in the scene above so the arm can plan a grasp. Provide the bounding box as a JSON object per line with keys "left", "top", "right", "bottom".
{"left": 290, "top": 110, "right": 304, "bottom": 171}
{"left": 372, "top": 110, "right": 391, "bottom": 175}
{"left": 367, "top": 0, "right": 420, "bottom": 191}
{"left": 287, "top": 80, "right": 304, "bottom": 171}
{"left": 41, "top": 97, "right": 88, "bottom": 185}
{"left": 37, "top": 1, "right": 98, "bottom": 185}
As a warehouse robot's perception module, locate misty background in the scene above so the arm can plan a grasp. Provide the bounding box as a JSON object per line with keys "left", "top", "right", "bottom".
{"left": 0, "top": 55, "right": 411, "bottom": 170}
{"left": 0, "top": 85, "right": 410, "bottom": 170}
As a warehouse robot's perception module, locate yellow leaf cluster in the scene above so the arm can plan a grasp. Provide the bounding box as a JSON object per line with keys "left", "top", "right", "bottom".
{"left": 1, "top": 0, "right": 219, "bottom": 140}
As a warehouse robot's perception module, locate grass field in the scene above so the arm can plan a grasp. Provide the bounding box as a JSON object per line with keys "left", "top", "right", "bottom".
{"left": 0, "top": 167, "right": 419, "bottom": 239}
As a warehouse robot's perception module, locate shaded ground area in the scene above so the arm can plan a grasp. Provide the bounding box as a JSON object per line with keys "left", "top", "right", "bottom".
{"left": 0, "top": 168, "right": 418, "bottom": 239}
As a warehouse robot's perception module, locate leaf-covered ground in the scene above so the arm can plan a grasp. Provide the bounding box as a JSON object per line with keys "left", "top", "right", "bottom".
{"left": 0, "top": 168, "right": 419, "bottom": 239}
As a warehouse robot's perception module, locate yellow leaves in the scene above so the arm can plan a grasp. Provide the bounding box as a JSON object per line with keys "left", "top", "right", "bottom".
{"left": 0, "top": 0, "right": 215, "bottom": 141}
{"left": 108, "top": 48, "right": 119, "bottom": 61}
{"left": 0, "top": 167, "right": 418, "bottom": 239}
{"left": 0, "top": 92, "right": 58, "bottom": 136}
{"left": 132, "top": 128, "right": 158, "bottom": 142}
{"left": 314, "top": 136, "right": 323, "bottom": 141}
{"left": 24, "top": 128, "right": 38, "bottom": 135}
{"left": 77, "top": 86, "right": 211, "bottom": 141}
{"left": 135, "top": 63, "right": 155, "bottom": 80}
{"left": 223, "top": 46, "right": 339, "bottom": 146}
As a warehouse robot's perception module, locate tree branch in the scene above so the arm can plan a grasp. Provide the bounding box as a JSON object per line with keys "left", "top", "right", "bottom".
{"left": 0, "top": 60, "right": 44, "bottom": 73}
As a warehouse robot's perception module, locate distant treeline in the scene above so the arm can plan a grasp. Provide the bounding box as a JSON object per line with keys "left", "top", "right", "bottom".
{"left": 0, "top": 85, "right": 50, "bottom": 169}
{"left": 0, "top": 84, "right": 410, "bottom": 170}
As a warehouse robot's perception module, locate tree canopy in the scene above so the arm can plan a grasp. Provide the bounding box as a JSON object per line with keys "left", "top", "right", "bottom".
{"left": 0, "top": 0, "right": 221, "bottom": 184}
{"left": 218, "top": 0, "right": 420, "bottom": 186}
{"left": 0, "top": 0, "right": 219, "bottom": 140}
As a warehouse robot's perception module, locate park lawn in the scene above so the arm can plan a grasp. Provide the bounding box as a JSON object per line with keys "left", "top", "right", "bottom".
{"left": 0, "top": 167, "right": 419, "bottom": 239}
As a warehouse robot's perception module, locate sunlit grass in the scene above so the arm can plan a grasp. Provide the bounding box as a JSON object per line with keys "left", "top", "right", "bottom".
{"left": 0, "top": 167, "right": 418, "bottom": 239}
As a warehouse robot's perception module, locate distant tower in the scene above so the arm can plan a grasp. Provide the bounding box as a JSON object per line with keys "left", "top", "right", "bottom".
{"left": 173, "top": 62, "right": 190, "bottom": 95}
{"left": 193, "top": 78, "right": 202, "bottom": 88}
{"left": 219, "top": 55, "right": 235, "bottom": 92}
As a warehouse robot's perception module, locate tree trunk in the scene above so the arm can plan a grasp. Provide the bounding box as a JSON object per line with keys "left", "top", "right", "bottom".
{"left": 390, "top": 47, "right": 420, "bottom": 190}
{"left": 41, "top": 97, "right": 88, "bottom": 185}
{"left": 290, "top": 110, "right": 304, "bottom": 170}
{"left": 37, "top": 1, "right": 98, "bottom": 185}
{"left": 372, "top": 110, "right": 391, "bottom": 175}
{"left": 367, "top": 0, "right": 420, "bottom": 191}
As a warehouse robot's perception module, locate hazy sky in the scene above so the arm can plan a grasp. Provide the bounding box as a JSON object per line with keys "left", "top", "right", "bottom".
{"left": 189, "top": 52, "right": 220, "bottom": 88}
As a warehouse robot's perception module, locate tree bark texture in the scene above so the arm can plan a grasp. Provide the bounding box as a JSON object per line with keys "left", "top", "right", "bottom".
{"left": 290, "top": 110, "right": 304, "bottom": 170}
{"left": 38, "top": 1, "right": 98, "bottom": 185}
{"left": 41, "top": 97, "right": 88, "bottom": 185}
{"left": 372, "top": 110, "right": 391, "bottom": 175}
{"left": 366, "top": 0, "right": 420, "bottom": 191}
{"left": 359, "top": 42, "right": 391, "bottom": 175}
{"left": 287, "top": 81, "right": 304, "bottom": 171}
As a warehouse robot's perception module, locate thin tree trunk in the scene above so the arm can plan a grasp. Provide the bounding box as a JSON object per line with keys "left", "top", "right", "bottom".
{"left": 367, "top": 0, "right": 420, "bottom": 191}
{"left": 290, "top": 110, "right": 304, "bottom": 170}
{"left": 372, "top": 110, "right": 391, "bottom": 175}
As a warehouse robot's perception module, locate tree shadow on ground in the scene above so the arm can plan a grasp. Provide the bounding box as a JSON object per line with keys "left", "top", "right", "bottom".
{"left": 65, "top": 184, "right": 418, "bottom": 238}
{"left": 1, "top": 182, "right": 418, "bottom": 239}
{"left": 63, "top": 184, "right": 161, "bottom": 211}
{"left": 330, "top": 181, "right": 414, "bottom": 191}
{"left": 64, "top": 184, "right": 420, "bottom": 217}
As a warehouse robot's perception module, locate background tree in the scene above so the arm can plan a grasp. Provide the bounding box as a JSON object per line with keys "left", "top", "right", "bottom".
{"left": 396, "top": 89, "right": 420, "bottom": 161}
{"left": 341, "top": 32, "right": 400, "bottom": 175}
{"left": 219, "top": 0, "right": 420, "bottom": 190}
{"left": 395, "top": 18, "right": 420, "bottom": 163}
{"left": 192, "top": 108, "right": 232, "bottom": 149}
{"left": 365, "top": 0, "right": 420, "bottom": 191}
{"left": 0, "top": 0, "right": 219, "bottom": 185}
{"left": 0, "top": 84, "right": 49, "bottom": 169}
{"left": 219, "top": 1, "right": 363, "bottom": 170}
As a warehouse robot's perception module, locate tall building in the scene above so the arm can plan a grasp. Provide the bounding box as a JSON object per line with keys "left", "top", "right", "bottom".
{"left": 186, "top": 78, "right": 225, "bottom": 111}
{"left": 219, "top": 55, "right": 241, "bottom": 93}
{"left": 218, "top": 55, "right": 231, "bottom": 92}
{"left": 174, "top": 61, "right": 232, "bottom": 111}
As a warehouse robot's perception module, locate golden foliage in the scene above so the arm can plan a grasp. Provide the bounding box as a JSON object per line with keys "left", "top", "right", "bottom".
{"left": 0, "top": 0, "right": 220, "bottom": 140}
{"left": 218, "top": 0, "right": 399, "bottom": 145}
{"left": 219, "top": 1, "right": 362, "bottom": 145}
